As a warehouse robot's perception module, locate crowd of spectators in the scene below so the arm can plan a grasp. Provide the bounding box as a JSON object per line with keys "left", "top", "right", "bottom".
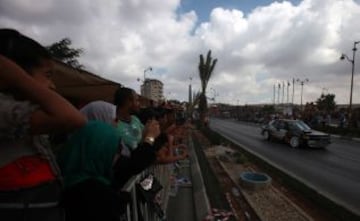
{"left": 0, "top": 28, "right": 189, "bottom": 221}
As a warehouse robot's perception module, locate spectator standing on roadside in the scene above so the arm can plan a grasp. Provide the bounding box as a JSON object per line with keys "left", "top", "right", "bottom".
{"left": 155, "top": 106, "right": 189, "bottom": 164}
{"left": 114, "top": 87, "right": 144, "bottom": 153}
{"left": 58, "top": 121, "right": 128, "bottom": 221}
{"left": 112, "top": 101, "right": 164, "bottom": 188}
{"left": 58, "top": 100, "right": 162, "bottom": 219}
{"left": 0, "top": 29, "right": 86, "bottom": 221}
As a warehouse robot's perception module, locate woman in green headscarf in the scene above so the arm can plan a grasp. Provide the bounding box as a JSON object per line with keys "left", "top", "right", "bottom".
{"left": 57, "top": 121, "right": 120, "bottom": 187}
{"left": 57, "top": 121, "right": 124, "bottom": 221}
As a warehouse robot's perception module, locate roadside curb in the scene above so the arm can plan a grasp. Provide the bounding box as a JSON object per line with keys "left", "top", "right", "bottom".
{"left": 331, "top": 134, "right": 360, "bottom": 142}
{"left": 188, "top": 135, "right": 212, "bottom": 221}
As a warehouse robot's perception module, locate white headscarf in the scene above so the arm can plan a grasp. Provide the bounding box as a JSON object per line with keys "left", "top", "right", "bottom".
{"left": 80, "top": 101, "right": 116, "bottom": 125}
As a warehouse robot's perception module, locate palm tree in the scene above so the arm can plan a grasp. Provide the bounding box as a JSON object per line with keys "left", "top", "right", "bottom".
{"left": 198, "top": 50, "right": 217, "bottom": 126}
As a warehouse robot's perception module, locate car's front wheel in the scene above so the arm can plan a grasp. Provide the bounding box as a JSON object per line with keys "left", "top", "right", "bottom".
{"left": 289, "top": 136, "right": 300, "bottom": 148}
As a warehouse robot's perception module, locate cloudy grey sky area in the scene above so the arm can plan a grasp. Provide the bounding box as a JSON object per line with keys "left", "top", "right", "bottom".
{"left": 1, "top": 0, "right": 360, "bottom": 105}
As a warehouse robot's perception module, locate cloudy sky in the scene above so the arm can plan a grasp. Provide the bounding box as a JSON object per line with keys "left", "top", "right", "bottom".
{"left": 1, "top": 0, "right": 360, "bottom": 105}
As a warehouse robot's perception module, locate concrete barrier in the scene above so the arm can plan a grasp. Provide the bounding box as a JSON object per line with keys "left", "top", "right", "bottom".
{"left": 188, "top": 135, "right": 211, "bottom": 221}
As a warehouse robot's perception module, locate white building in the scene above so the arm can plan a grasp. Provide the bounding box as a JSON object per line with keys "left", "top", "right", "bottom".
{"left": 140, "top": 78, "right": 164, "bottom": 102}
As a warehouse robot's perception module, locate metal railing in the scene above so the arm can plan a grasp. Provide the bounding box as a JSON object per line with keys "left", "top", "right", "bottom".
{"left": 122, "top": 164, "right": 172, "bottom": 221}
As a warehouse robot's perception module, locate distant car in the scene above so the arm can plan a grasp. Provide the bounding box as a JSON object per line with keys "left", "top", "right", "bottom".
{"left": 261, "top": 119, "right": 331, "bottom": 148}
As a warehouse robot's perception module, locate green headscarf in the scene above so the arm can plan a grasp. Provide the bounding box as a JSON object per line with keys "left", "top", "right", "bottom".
{"left": 57, "top": 121, "right": 120, "bottom": 188}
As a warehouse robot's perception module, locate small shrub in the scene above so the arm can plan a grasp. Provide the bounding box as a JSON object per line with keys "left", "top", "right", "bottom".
{"left": 235, "top": 153, "right": 248, "bottom": 164}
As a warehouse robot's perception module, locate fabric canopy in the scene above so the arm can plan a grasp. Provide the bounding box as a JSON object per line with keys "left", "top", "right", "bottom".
{"left": 52, "top": 61, "right": 121, "bottom": 103}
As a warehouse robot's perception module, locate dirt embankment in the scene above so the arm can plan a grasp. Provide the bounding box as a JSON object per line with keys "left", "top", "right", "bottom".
{"left": 193, "top": 129, "right": 339, "bottom": 221}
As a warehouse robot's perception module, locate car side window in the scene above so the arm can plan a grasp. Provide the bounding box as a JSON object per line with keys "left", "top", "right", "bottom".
{"left": 278, "top": 121, "right": 285, "bottom": 130}
{"left": 284, "top": 122, "right": 289, "bottom": 130}
{"left": 288, "top": 123, "right": 296, "bottom": 131}
{"left": 272, "top": 120, "right": 279, "bottom": 129}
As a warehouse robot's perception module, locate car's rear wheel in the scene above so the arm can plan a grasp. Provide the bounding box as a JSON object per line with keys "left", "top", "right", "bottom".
{"left": 289, "top": 136, "right": 300, "bottom": 148}
{"left": 263, "top": 131, "right": 271, "bottom": 140}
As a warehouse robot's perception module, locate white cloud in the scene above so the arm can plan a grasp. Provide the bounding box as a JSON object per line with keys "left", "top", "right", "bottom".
{"left": 1, "top": 0, "right": 360, "bottom": 105}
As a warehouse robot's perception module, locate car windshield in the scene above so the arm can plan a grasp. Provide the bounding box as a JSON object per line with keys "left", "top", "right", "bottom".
{"left": 292, "top": 120, "right": 311, "bottom": 131}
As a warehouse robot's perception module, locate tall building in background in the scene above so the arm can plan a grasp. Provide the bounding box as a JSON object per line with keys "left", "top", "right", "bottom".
{"left": 140, "top": 78, "right": 163, "bottom": 102}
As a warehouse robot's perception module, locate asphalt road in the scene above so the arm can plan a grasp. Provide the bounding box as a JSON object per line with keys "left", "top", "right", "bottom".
{"left": 209, "top": 118, "right": 360, "bottom": 215}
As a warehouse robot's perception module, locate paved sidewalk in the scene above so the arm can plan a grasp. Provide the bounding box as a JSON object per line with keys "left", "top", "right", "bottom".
{"left": 166, "top": 135, "right": 211, "bottom": 221}
{"left": 166, "top": 162, "right": 195, "bottom": 221}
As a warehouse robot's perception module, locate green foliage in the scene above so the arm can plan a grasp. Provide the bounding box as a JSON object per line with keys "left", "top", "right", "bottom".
{"left": 261, "top": 105, "right": 275, "bottom": 113}
{"left": 199, "top": 50, "right": 217, "bottom": 93}
{"left": 316, "top": 93, "right": 336, "bottom": 112}
{"left": 46, "top": 38, "right": 84, "bottom": 69}
{"left": 198, "top": 50, "right": 217, "bottom": 124}
{"left": 233, "top": 152, "right": 248, "bottom": 164}
{"left": 198, "top": 93, "right": 208, "bottom": 112}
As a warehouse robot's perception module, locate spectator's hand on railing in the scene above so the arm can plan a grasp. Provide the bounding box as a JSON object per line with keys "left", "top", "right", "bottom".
{"left": 176, "top": 144, "right": 189, "bottom": 160}
{"left": 179, "top": 149, "right": 189, "bottom": 160}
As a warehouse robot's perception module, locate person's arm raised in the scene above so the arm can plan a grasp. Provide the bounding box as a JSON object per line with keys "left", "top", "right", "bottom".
{"left": 0, "top": 55, "right": 86, "bottom": 134}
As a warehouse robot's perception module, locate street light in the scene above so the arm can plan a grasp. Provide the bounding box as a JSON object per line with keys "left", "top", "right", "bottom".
{"left": 340, "top": 41, "right": 360, "bottom": 123}
{"left": 138, "top": 67, "right": 152, "bottom": 97}
{"left": 296, "top": 78, "right": 309, "bottom": 111}
{"left": 143, "top": 66, "right": 152, "bottom": 81}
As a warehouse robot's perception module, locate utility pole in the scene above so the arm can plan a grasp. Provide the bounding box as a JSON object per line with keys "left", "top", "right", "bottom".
{"left": 189, "top": 77, "right": 192, "bottom": 105}
{"left": 287, "top": 81, "right": 290, "bottom": 104}
{"left": 277, "top": 83, "right": 281, "bottom": 104}
{"left": 292, "top": 78, "right": 295, "bottom": 104}
{"left": 273, "top": 84, "right": 276, "bottom": 105}
{"left": 340, "top": 41, "right": 360, "bottom": 127}
{"left": 297, "top": 78, "right": 309, "bottom": 111}
{"left": 282, "top": 81, "right": 285, "bottom": 104}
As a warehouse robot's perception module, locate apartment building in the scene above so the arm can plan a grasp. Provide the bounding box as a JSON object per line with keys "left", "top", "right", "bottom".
{"left": 140, "top": 78, "right": 164, "bottom": 102}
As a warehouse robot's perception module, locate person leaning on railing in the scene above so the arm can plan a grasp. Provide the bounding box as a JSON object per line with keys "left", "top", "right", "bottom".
{"left": 0, "top": 29, "right": 86, "bottom": 221}
{"left": 136, "top": 106, "right": 189, "bottom": 164}
{"left": 112, "top": 89, "right": 171, "bottom": 190}
{"left": 57, "top": 121, "right": 140, "bottom": 221}
{"left": 56, "top": 100, "right": 163, "bottom": 220}
{"left": 156, "top": 106, "right": 189, "bottom": 164}
{"left": 70, "top": 100, "right": 165, "bottom": 193}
